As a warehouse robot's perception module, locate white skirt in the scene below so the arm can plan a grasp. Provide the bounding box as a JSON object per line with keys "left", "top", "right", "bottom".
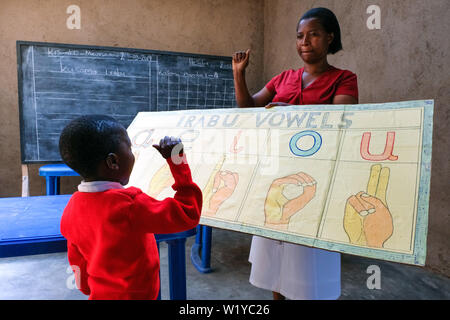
{"left": 249, "top": 236, "right": 341, "bottom": 300}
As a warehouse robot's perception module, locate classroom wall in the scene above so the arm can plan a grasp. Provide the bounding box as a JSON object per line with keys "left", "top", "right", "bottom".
{"left": 0, "top": 0, "right": 265, "bottom": 196}
{"left": 0, "top": 0, "right": 448, "bottom": 277}
{"left": 263, "top": 0, "right": 450, "bottom": 276}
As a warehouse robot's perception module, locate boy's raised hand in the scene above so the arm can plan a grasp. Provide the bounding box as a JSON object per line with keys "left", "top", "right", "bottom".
{"left": 152, "top": 136, "right": 184, "bottom": 160}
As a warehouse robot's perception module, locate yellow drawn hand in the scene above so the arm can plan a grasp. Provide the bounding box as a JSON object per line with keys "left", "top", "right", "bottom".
{"left": 147, "top": 164, "right": 175, "bottom": 198}
{"left": 344, "top": 165, "right": 393, "bottom": 248}
{"left": 264, "top": 172, "right": 316, "bottom": 228}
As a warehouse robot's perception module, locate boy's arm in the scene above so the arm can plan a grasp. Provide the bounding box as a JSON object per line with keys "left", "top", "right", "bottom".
{"left": 67, "top": 241, "right": 91, "bottom": 296}
{"left": 130, "top": 155, "right": 203, "bottom": 234}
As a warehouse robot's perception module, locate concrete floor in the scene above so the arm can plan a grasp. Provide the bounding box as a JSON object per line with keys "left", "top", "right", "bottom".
{"left": 0, "top": 228, "right": 449, "bottom": 300}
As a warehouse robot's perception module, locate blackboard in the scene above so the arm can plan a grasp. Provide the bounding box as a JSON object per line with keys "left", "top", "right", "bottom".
{"left": 16, "top": 41, "right": 236, "bottom": 163}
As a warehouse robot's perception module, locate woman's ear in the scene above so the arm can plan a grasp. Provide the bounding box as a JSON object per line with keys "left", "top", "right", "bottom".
{"left": 328, "top": 32, "right": 334, "bottom": 45}
{"left": 105, "top": 153, "right": 120, "bottom": 170}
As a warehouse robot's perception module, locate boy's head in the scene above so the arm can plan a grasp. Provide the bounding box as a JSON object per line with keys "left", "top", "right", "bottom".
{"left": 59, "top": 115, "right": 135, "bottom": 185}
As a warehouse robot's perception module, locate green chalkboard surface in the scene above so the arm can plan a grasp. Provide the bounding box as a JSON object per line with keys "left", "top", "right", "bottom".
{"left": 17, "top": 41, "right": 236, "bottom": 163}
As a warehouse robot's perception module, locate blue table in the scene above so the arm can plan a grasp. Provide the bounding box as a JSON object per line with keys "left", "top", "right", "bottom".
{"left": 40, "top": 164, "right": 215, "bottom": 274}
{"left": 39, "top": 164, "right": 80, "bottom": 196}
{"left": 156, "top": 228, "right": 196, "bottom": 300}
{"left": 0, "top": 194, "right": 196, "bottom": 300}
{"left": 0, "top": 195, "right": 72, "bottom": 257}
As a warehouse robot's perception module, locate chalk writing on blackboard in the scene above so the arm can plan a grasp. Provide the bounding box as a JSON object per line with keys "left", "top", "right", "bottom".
{"left": 17, "top": 41, "right": 236, "bottom": 163}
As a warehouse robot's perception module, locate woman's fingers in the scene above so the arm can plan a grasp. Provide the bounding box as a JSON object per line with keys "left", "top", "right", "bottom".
{"left": 232, "top": 50, "right": 250, "bottom": 62}
{"left": 244, "top": 49, "right": 250, "bottom": 61}
{"left": 265, "top": 102, "right": 290, "bottom": 108}
{"left": 233, "top": 51, "right": 243, "bottom": 61}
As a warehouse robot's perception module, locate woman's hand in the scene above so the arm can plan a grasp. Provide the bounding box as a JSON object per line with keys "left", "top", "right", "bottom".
{"left": 265, "top": 102, "right": 292, "bottom": 109}
{"left": 232, "top": 49, "right": 251, "bottom": 74}
{"left": 232, "top": 49, "right": 275, "bottom": 108}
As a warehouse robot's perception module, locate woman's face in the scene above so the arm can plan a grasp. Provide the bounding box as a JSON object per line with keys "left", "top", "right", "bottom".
{"left": 296, "top": 18, "right": 334, "bottom": 64}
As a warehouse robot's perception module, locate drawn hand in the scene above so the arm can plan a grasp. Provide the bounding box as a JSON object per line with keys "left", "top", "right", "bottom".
{"left": 264, "top": 172, "right": 316, "bottom": 229}
{"left": 147, "top": 163, "right": 175, "bottom": 198}
{"left": 204, "top": 170, "right": 239, "bottom": 216}
{"left": 232, "top": 49, "right": 250, "bottom": 74}
{"left": 344, "top": 165, "right": 393, "bottom": 248}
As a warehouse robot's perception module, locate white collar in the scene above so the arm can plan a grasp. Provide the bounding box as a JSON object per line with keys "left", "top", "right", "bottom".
{"left": 78, "top": 180, "right": 124, "bottom": 193}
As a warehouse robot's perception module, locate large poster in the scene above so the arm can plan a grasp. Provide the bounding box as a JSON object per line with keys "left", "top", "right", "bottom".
{"left": 127, "top": 100, "right": 433, "bottom": 265}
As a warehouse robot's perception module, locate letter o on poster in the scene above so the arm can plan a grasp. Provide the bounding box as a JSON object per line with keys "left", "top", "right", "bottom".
{"left": 289, "top": 130, "right": 322, "bottom": 157}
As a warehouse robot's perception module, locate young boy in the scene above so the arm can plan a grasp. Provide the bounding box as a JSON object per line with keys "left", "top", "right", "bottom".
{"left": 59, "top": 115, "right": 202, "bottom": 300}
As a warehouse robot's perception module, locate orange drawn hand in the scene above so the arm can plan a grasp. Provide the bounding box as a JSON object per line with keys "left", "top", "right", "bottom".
{"left": 147, "top": 164, "right": 175, "bottom": 198}
{"left": 204, "top": 170, "right": 239, "bottom": 216}
{"left": 344, "top": 165, "right": 393, "bottom": 248}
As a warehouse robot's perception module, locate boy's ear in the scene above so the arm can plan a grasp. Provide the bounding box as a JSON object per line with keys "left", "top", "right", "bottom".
{"left": 105, "top": 153, "right": 120, "bottom": 170}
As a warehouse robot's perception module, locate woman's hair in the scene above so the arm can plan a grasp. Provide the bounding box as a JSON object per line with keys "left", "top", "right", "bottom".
{"left": 59, "top": 114, "right": 125, "bottom": 178}
{"left": 298, "top": 7, "right": 343, "bottom": 54}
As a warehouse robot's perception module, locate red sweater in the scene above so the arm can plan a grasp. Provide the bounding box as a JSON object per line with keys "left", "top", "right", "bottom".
{"left": 60, "top": 157, "right": 202, "bottom": 300}
{"left": 266, "top": 66, "right": 358, "bottom": 104}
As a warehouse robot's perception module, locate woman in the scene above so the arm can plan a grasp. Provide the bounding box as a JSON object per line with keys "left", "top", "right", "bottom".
{"left": 232, "top": 7, "right": 358, "bottom": 300}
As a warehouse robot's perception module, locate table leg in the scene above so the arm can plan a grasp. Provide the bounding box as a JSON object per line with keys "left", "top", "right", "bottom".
{"left": 195, "top": 224, "right": 202, "bottom": 247}
{"left": 45, "top": 177, "right": 56, "bottom": 195}
{"left": 201, "top": 226, "right": 212, "bottom": 269}
{"left": 190, "top": 225, "right": 213, "bottom": 273}
{"left": 167, "top": 238, "right": 187, "bottom": 300}
{"left": 157, "top": 242, "right": 161, "bottom": 300}
{"left": 56, "top": 177, "right": 61, "bottom": 195}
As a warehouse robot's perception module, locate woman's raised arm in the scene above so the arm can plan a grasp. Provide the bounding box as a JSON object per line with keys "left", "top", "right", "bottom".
{"left": 232, "top": 49, "right": 274, "bottom": 108}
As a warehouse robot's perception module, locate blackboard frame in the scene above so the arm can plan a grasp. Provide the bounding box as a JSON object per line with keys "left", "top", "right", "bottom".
{"left": 16, "top": 40, "right": 234, "bottom": 164}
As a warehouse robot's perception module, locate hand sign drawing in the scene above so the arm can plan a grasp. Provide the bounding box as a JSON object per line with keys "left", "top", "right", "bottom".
{"left": 147, "top": 163, "right": 175, "bottom": 198}
{"left": 264, "top": 172, "right": 316, "bottom": 230}
{"left": 204, "top": 170, "right": 239, "bottom": 216}
{"left": 343, "top": 164, "right": 394, "bottom": 248}
{"left": 202, "top": 156, "right": 239, "bottom": 216}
